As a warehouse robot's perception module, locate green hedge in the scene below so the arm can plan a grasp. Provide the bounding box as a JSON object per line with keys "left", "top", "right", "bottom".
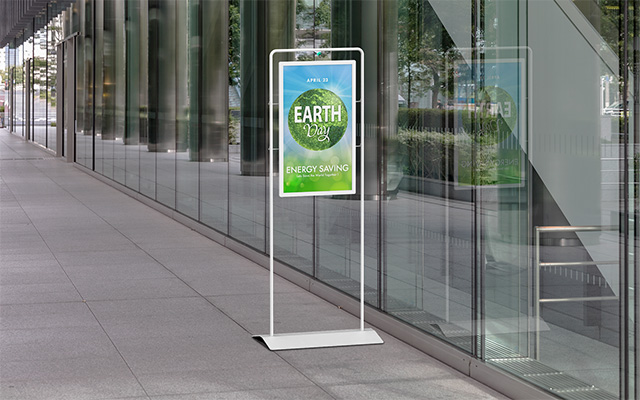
{"left": 395, "top": 128, "right": 455, "bottom": 180}
{"left": 390, "top": 128, "right": 502, "bottom": 185}
{"left": 398, "top": 108, "right": 455, "bottom": 130}
{"left": 397, "top": 108, "right": 483, "bottom": 132}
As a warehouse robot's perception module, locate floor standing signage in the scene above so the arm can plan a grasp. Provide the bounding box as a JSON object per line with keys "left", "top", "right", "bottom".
{"left": 279, "top": 61, "right": 356, "bottom": 197}
{"left": 254, "top": 48, "right": 383, "bottom": 351}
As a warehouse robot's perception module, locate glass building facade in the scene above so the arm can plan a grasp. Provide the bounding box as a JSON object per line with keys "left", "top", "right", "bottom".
{"left": 3, "top": 0, "right": 640, "bottom": 398}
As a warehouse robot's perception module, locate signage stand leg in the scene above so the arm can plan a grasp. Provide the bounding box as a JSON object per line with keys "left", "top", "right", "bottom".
{"left": 254, "top": 47, "right": 383, "bottom": 351}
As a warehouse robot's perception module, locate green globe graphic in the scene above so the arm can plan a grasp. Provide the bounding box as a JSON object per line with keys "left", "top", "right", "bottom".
{"left": 288, "top": 89, "right": 348, "bottom": 151}
{"left": 463, "top": 86, "right": 517, "bottom": 145}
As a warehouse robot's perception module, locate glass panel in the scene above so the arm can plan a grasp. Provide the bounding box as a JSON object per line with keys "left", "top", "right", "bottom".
{"left": 477, "top": 0, "right": 623, "bottom": 397}
{"left": 97, "top": 0, "right": 112, "bottom": 179}
{"left": 13, "top": 41, "right": 25, "bottom": 136}
{"left": 269, "top": 2, "right": 314, "bottom": 276}
{"left": 382, "top": 0, "right": 473, "bottom": 351}
{"left": 199, "top": 0, "right": 230, "bottom": 231}
{"left": 47, "top": 9, "right": 63, "bottom": 152}
{"left": 125, "top": 0, "right": 143, "bottom": 191}
{"left": 138, "top": 0, "right": 155, "bottom": 198}
{"left": 76, "top": 1, "right": 85, "bottom": 164}
{"left": 230, "top": 0, "right": 268, "bottom": 250}
{"left": 76, "top": 0, "right": 94, "bottom": 169}
{"left": 311, "top": 1, "right": 381, "bottom": 302}
{"left": 94, "top": 0, "right": 106, "bottom": 175}
{"left": 25, "top": 30, "right": 34, "bottom": 142}
{"left": 1, "top": 48, "right": 5, "bottom": 129}
{"left": 175, "top": 0, "right": 198, "bottom": 220}
{"left": 112, "top": 0, "right": 126, "bottom": 184}
{"left": 149, "top": 0, "right": 176, "bottom": 207}
{"left": 17, "top": 42, "right": 25, "bottom": 138}
{"left": 6, "top": 45, "right": 14, "bottom": 133}
{"left": 33, "top": 19, "right": 47, "bottom": 147}
{"left": 101, "top": 0, "right": 125, "bottom": 183}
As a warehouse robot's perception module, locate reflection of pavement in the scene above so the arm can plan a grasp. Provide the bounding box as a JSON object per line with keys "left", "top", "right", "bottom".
{"left": 32, "top": 126, "right": 56, "bottom": 152}
{"left": 7, "top": 87, "right": 57, "bottom": 150}
{"left": 6, "top": 88, "right": 56, "bottom": 123}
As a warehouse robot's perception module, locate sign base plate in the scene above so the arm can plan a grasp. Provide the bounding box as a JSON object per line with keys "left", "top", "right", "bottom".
{"left": 254, "top": 328, "right": 383, "bottom": 351}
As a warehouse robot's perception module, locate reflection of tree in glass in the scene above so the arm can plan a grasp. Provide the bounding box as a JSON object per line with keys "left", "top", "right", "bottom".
{"left": 229, "top": 0, "right": 240, "bottom": 86}
{"left": 573, "top": 0, "right": 624, "bottom": 53}
{"left": 398, "top": 0, "right": 455, "bottom": 108}
{"left": 296, "top": 0, "right": 332, "bottom": 60}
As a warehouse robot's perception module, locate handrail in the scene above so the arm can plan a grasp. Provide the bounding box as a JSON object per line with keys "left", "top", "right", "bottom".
{"left": 534, "top": 225, "right": 618, "bottom": 360}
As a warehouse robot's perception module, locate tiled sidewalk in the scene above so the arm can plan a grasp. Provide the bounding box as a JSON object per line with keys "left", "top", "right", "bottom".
{"left": 0, "top": 129, "right": 507, "bottom": 399}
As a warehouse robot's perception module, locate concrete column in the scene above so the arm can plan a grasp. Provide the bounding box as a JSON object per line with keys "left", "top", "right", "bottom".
{"left": 239, "top": 0, "right": 295, "bottom": 176}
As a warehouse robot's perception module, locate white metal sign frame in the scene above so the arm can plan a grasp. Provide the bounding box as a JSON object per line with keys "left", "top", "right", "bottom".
{"left": 254, "top": 47, "right": 383, "bottom": 351}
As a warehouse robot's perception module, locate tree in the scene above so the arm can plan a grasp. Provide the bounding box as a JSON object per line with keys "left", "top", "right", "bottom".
{"left": 397, "top": 0, "right": 455, "bottom": 108}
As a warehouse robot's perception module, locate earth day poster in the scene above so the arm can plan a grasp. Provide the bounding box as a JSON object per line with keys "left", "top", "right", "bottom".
{"left": 454, "top": 59, "right": 525, "bottom": 187}
{"left": 279, "top": 61, "right": 356, "bottom": 197}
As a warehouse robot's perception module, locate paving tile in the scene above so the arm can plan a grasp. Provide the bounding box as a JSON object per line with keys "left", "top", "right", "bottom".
{"left": 286, "top": 358, "right": 461, "bottom": 387}
{"left": 0, "top": 282, "right": 81, "bottom": 305}
{"left": 87, "top": 297, "right": 246, "bottom": 340}
{"left": 324, "top": 377, "right": 508, "bottom": 400}
{"left": 0, "top": 265, "right": 72, "bottom": 286}
{"left": 149, "top": 387, "right": 333, "bottom": 400}
{"left": 0, "top": 354, "right": 136, "bottom": 383}
{"left": 30, "top": 216, "right": 112, "bottom": 230}
{"left": 0, "top": 223, "right": 39, "bottom": 235}
{"left": 137, "top": 365, "right": 314, "bottom": 397}
{"left": 20, "top": 206, "right": 97, "bottom": 220}
{"left": 42, "top": 234, "right": 136, "bottom": 253}
{"left": 73, "top": 277, "right": 198, "bottom": 301}
{"left": 62, "top": 263, "right": 175, "bottom": 281}
{"left": 55, "top": 249, "right": 161, "bottom": 267}
{"left": 144, "top": 247, "right": 243, "bottom": 269}
{"left": 0, "top": 256, "right": 60, "bottom": 269}
{"left": 0, "top": 326, "right": 119, "bottom": 362}
{"left": 38, "top": 226, "right": 122, "bottom": 240}
{"left": 208, "top": 292, "right": 358, "bottom": 335}
{"left": 101, "top": 213, "right": 178, "bottom": 228}
{"left": 0, "top": 242, "right": 52, "bottom": 256}
{"left": 0, "top": 302, "right": 98, "bottom": 331}
{"left": 129, "top": 233, "right": 221, "bottom": 250}
{"left": 183, "top": 272, "right": 296, "bottom": 297}
{"left": 111, "top": 335, "right": 281, "bottom": 375}
{"left": 0, "top": 374, "right": 146, "bottom": 400}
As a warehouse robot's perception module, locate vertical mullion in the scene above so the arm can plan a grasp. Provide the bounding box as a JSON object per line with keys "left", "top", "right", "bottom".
{"left": 471, "top": 0, "right": 482, "bottom": 361}
{"left": 621, "top": 0, "right": 631, "bottom": 398}
{"left": 46, "top": 10, "right": 49, "bottom": 149}
{"left": 198, "top": 0, "right": 203, "bottom": 221}
{"left": 92, "top": 0, "right": 96, "bottom": 171}
{"left": 634, "top": 0, "right": 640, "bottom": 395}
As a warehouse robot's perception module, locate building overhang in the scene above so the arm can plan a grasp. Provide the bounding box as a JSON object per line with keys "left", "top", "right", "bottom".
{"left": 1, "top": 0, "right": 73, "bottom": 48}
